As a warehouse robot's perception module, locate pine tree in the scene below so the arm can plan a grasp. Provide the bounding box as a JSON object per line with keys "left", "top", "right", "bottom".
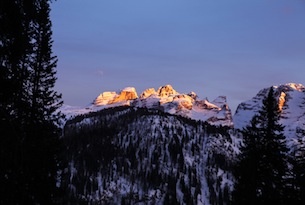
{"left": 1, "top": 0, "right": 63, "bottom": 204}
{"left": 232, "top": 116, "right": 262, "bottom": 205}
{"left": 1, "top": 1, "right": 34, "bottom": 203}
{"left": 233, "top": 87, "right": 289, "bottom": 205}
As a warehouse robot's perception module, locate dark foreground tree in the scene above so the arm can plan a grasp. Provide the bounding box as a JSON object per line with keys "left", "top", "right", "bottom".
{"left": 0, "top": 0, "right": 63, "bottom": 204}
{"left": 288, "top": 137, "right": 305, "bottom": 205}
{"left": 233, "top": 87, "right": 289, "bottom": 205}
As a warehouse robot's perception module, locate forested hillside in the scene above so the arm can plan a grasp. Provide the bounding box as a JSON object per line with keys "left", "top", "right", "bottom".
{"left": 62, "top": 107, "right": 240, "bottom": 204}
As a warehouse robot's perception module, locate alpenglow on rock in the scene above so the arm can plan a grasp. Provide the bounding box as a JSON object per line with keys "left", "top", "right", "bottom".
{"left": 64, "top": 85, "right": 233, "bottom": 126}
{"left": 60, "top": 83, "right": 305, "bottom": 137}
{"left": 94, "top": 87, "right": 138, "bottom": 106}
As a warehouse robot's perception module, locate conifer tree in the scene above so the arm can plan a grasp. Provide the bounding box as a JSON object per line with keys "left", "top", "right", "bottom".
{"left": 233, "top": 87, "right": 289, "bottom": 205}
{"left": 1, "top": 0, "right": 63, "bottom": 204}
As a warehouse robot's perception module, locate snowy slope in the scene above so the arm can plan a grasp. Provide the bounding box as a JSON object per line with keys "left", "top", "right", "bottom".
{"left": 63, "top": 107, "right": 239, "bottom": 205}
{"left": 233, "top": 83, "right": 305, "bottom": 146}
{"left": 60, "top": 83, "right": 305, "bottom": 204}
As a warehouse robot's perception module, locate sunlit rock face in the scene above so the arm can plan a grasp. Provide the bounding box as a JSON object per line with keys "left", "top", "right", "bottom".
{"left": 278, "top": 92, "right": 286, "bottom": 112}
{"left": 94, "top": 92, "right": 117, "bottom": 106}
{"left": 94, "top": 87, "right": 138, "bottom": 106}
{"left": 140, "top": 88, "right": 156, "bottom": 99}
{"left": 173, "top": 94, "right": 194, "bottom": 110}
{"left": 157, "top": 85, "right": 178, "bottom": 97}
{"left": 67, "top": 84, "right": 233, "bottom": 126}
{"left": 109, "top": 87, "right": 138, "bottom": 104}
{"left": 136, "top": 85, "right": 233, "bottom": 126}
{"left": 233, "top": 83, "right": 305, "bottom": 144}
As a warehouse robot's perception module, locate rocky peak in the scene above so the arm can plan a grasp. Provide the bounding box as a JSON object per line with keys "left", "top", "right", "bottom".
{"left": 276, "top": 83, "right": 305, "bottom": 92}
{"left": 66, "top": 84, "right": 233, "bottom": 126}
{"left": 188, "top": 91, "right": 197, "bottom": 100}
{"left": 94, "top": 87, "right": 138, "bottom": 106}
{"left": 109, "top": 87, "right": 138, "bottom": 104}
{"left": 233, "top": 83, "right": 305, "bottom": 140}
{"left": 140, "top": 88, "right": 156, "bottom": 99}
{"left": 212, "top": 96, "right": 228, "bottom": 108}
{"left": 94, "top": 92, "right": 117, "bottom": 106}
{"left": 157, "top": 85, "right": 178, "bottom": 97}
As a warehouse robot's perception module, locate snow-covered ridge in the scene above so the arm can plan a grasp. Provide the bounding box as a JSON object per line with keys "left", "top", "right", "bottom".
{"left": 60, "top": 83, "right": 305, "bottom": 135}
{"left": 64, "top": 107, "right": 239, "bottom": 204}
{"left": 233, "top": 83, "right": 305, "bottom": 146}
{"left": 61, "top": 85, "right": 233, "bottom": 126}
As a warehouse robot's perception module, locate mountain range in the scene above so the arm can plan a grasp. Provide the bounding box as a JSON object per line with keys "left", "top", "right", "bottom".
{"left": 61, "top": 83, "right": 305, "bottom": 138}
{"left": 60, "top": 83, "right": 305, "bottom": 204}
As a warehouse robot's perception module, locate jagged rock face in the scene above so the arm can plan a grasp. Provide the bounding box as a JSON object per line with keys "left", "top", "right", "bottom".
{"left": 157, "top": 85, "right": 178, "bottom": 97}
{"left": 188, "top": 91, "right": 197, "bottom": 100}
{"left": 278, "top": 92, "right": 286, "bottom": 112}
{"left": 140, "top": 88, "right": 156, "bottom": 99}
{"left": 65, "top": 84, "right": 233, "bottom": 126}
{"left": 195, "top": 99, "right": 220, "bottom": 110}
{"left": 94, "top": 92, "right": 117, "bottom": 106}
{"left": 212, "top": 96, "right": 228, "bottom": 108}
{"left": 134, "top": 86, "right": 233, "bottom": 126}
{"left": 94, "top": 87, "right": 138, "bottom": 106}
{"left": 109, "top": 87, "right": 138, "bottom": 104}
{"left": 233, "top": 83, "right": 305, "bottom": 143}
{"left": 173, "top": 94, "right": 194, "bottom": 110}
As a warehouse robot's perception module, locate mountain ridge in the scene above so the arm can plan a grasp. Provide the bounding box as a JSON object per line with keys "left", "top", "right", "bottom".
{"left": 61, "top": 83, "right": 305, "bottom": 134}
{"left": 61, "top": 82, "right": 305, "bottom": 204}
{"left": 63, "top": 106, "right": 238, "bottom": 204}
{"left": 62, "top": 84, "right": 233, "bottom": 127}
{"left": 233, "top": 83, "right": 305, "bottom": 145}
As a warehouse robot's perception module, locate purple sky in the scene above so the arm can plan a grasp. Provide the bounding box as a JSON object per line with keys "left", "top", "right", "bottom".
{"left": 51, "top": 0, "right": 305, "bottom": 113}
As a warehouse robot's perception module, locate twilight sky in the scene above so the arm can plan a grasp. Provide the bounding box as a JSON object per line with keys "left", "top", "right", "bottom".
{"left": 51, "top": 0, "right": 305, "bottom": 113}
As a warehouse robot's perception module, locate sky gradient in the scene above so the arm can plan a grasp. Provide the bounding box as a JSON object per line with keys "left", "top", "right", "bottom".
{"left": 51, "top": 0, "right": 305, "bottom": 113}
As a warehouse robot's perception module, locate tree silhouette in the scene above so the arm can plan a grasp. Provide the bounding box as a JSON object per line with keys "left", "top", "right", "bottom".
{"left": 0, "top": 0, "right": 63, "bottom": 204}
{"left": 233, "top": 87, "right": 289, "bottom": 205}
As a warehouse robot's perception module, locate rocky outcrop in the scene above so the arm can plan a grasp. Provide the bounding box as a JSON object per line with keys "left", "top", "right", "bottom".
{"left": 109, "top": 87, "right": 138, "bottom": 104}
{"left": 94, "top": 92, "right": 117, "bottom": 106}
{"left": 66, "top": 84, "right": 234, "bottom": 126}
{"left": 188, "top": 91, "right": 197, "bottom": 100}
{"left": 140, "top": 88, "right": 156, "bottom": 99}
{"left": 173, "top": 94, "right": 194, "bottom": 110}
{"left": 135, "top": 86, "right": 233, "bottom": 126}
{"left": 157, "top": 85, "right": 178, "bottom": 97}
{"left": 195, "top": 99, "right": 220, "bottom": 110}
{"left": 94, "top": 87, "right": 138, "bottom": 106}
{"left": 278, "top": 92, "right": 286, "bottom": 112}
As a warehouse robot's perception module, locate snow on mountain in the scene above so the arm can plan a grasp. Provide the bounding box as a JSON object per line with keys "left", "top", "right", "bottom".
{"left": 233, "top": 83, "right": 305, "bottom": 146}
{"left": 61, "top": 85, "right": 233, "bottom": 126}
{"left": 60, "top": 82, "right": 304, "bottom": 134}
{"left": 59, "top": 105, "right": 92, "bottom": 120}
{"left": 63, "top": 107, "right": 239, "bottom": 204}
{"left": 60, "top": 83, "right": 305, "bottom": 204}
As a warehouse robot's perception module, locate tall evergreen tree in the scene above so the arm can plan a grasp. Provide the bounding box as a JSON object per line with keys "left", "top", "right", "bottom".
{"left": 233, "top": 87, "right": 289, "bottom": 205}
{"left": 1, "top": 0, "right": 63, "bottom": 204}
